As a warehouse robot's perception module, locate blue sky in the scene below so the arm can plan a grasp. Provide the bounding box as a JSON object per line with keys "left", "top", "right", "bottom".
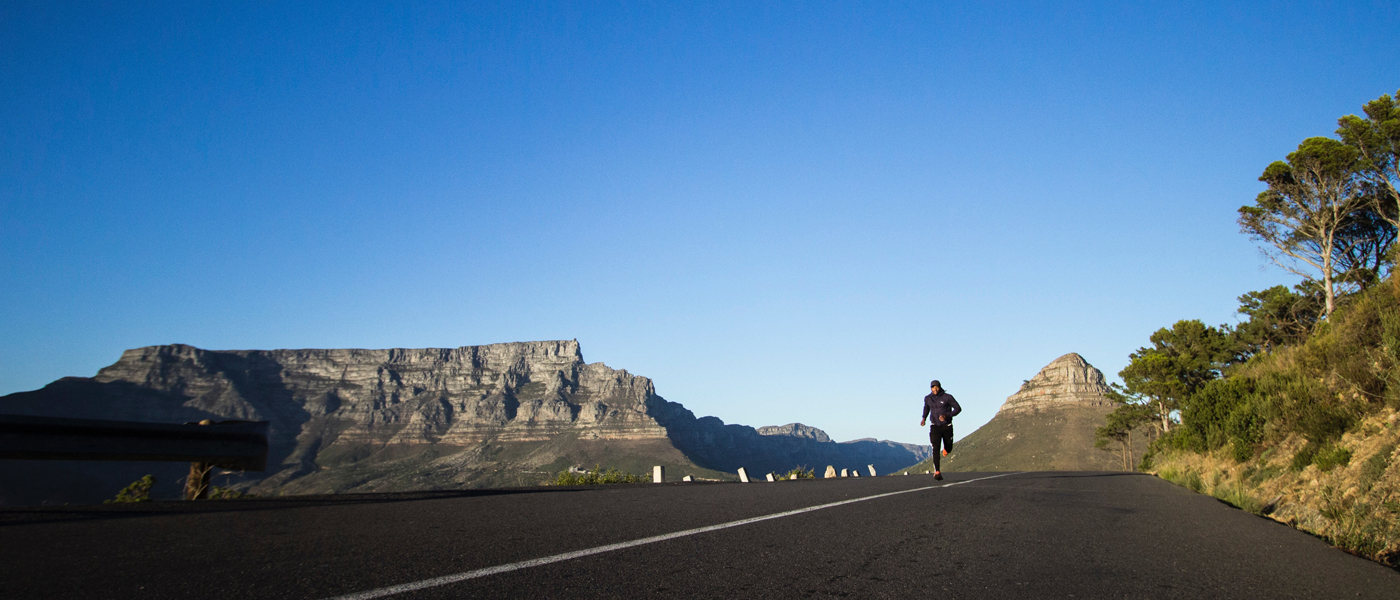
{"left": 3, "top": 1, "right": 1399, "bottom": 445}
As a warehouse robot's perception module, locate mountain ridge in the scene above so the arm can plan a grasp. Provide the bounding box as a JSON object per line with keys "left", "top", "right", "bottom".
{"left": 0, "top": 341, "right": 930, "bottom": 505}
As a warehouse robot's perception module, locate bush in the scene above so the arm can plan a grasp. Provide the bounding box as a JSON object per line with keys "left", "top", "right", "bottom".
{"left": 1313, "top": 445, "right": 1353, "bottom": 472}
{"left": 1185, "top": 378, "right": 1256, "bottom": 451}
{"left": 784, "top": 466, "right": 816, "bottom": 479}
{"left": 1229, "top": 437, "right": 1255, "bottom": 462}
{"left": 106, "top": 475, "right": 156, "bottom": 503}
{"left": 551, "top": 465, "right": 650, "bottom": 486}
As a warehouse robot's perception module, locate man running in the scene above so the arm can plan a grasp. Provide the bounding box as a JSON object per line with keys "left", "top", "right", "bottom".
{"left": 920, "top": 379, "right": 961, "bottom": 480}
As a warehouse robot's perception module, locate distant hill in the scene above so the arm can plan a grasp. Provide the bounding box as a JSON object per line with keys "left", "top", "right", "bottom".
{"left": 0, "top": 341, "right": 929, "bottom": 505}
{"left": 900, "top": 353, "right": 1147, "bottom": 473}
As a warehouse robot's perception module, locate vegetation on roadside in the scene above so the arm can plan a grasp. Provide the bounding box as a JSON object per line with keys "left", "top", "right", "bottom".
{"left": 549, "top": 465, "right": 651, "bottom": 486}
{"left": 783, "top": 466, "right": 816, "bottom": 479}
{"left": 1099, "top": 87, "right": 1400, "bottom": 567}
{"left": 106, "top": 474, "right": 156, "bottom": 503}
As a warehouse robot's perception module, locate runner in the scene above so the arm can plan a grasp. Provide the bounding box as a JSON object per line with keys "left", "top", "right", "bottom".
{"left": 920, "top": 379, "right": 961, "bottom": 480}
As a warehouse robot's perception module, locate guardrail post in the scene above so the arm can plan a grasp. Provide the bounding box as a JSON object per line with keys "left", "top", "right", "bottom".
{"left": 824, "top": 465, "right": 836, "bottom": 478}
{"left": 840, "top": 468, "right": 848, "bottom": 478}
{"left": 653, "top": 465, "right": 664, "bottom": 483}
{"left": 765, "top": 472, "right": 776, "bottom": 482}
{"left": 737, "top": 467, "right": 750, "bottom": 483}
{"left": 868, "top": 465, "right": 877, "bottom": 477}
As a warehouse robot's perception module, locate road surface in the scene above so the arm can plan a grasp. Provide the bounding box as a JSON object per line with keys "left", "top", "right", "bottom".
{"left": 2, "top": 471, "right": 1396, "bottom": 598}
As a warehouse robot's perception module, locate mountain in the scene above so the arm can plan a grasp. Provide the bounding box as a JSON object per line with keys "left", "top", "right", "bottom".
{"left": 900, "top": 353, "right": 1143, "bottom": 473}
{"left": 0, "top": 341, "right": 929, "bottom": 505}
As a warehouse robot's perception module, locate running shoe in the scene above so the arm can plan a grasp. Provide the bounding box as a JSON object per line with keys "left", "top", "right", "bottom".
{"left": 934, "top": 471, "right": 944, "bottom": 481}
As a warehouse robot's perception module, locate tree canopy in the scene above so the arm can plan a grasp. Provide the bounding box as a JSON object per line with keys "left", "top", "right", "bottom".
{"left": 1238, "top": 137, "right": 1375, "bottom": 316}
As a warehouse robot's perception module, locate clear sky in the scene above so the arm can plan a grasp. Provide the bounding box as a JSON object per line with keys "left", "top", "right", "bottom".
{"left": 3, "top": 2, "right": 1399, "bottom": 446}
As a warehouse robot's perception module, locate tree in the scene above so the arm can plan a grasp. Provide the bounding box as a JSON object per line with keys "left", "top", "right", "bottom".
{"left": 1238, "top": 137, "right": 1373, "bottom": 317}
{"left": 1233, "top": 284, "right": 1324, "bottom": 355}
{"left": 1119, "top": 320, "right": 1238, "bottom": 434}
{"left": 1336, "top": 90, "right": 1400, "bottom": 233}
{"left": 1095, "top": 389, "right": 1153, "bottom": 470}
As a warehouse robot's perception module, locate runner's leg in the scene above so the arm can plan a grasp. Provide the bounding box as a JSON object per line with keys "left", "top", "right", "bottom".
{"left": 929, "top": 427, "right": 941, "bottom": 472}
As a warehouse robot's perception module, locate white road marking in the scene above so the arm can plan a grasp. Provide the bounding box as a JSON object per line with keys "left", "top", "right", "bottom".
{"left": 322, "top": 472, "right": 1024, "bottom": 600}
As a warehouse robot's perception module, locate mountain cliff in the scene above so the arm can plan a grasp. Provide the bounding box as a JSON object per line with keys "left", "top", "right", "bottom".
{"left": 0, "top": 341, "right": 929, "bottom": 504}
{"left": 900, "top": 353, "right": 1141, "bottom": 473}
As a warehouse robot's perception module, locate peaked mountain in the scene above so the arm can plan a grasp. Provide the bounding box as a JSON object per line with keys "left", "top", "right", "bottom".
{"left": 901, "top": 353, "right": 1141, "bottom": 473}
{"left": 0, "top": 341, "right": 929, "bottom": 505}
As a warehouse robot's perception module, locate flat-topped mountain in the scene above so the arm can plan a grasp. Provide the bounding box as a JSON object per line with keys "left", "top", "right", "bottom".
{"left": 757, "top": 423, "right": 832, "bottom": 442}
{"left": 0, "top": 341, "right": 929, "bottom": 505}
{"left": 901, "top": 353, "right": 1141, "bottom": 473}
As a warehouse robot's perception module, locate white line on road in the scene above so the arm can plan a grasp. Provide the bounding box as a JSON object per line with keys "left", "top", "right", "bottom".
{"left": 322, "top": 472, "right": 1023, "bottom": 600}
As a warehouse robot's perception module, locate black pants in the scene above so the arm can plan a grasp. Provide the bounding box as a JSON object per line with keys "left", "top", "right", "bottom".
{"left": 929, "top": 424, "right": 953, "bottom": 471}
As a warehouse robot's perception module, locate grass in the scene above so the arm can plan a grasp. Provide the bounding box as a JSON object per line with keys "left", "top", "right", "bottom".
{"left": 1359, "top": 443, "right": 1396, "bottom": 492}
{"left": 1319, "top": 484, "right": 1400, "bottom": 567}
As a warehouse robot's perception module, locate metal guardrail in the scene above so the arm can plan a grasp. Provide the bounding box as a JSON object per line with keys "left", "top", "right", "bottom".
{"left": 0, "top": 414, "right": 270, "bottom": 472}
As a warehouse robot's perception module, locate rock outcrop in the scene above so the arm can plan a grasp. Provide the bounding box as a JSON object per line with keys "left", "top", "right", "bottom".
{"left": 902, "top": 352, "right": 1144, "bottom": 473}
{"left": 997, "top": 353, "right": 1113, "bottom": 415}
{"left": 0, "top": 341, "right": 930, "bottom": 505}
{"left": 757, "top": 423, "right": 832, "bottom": 442}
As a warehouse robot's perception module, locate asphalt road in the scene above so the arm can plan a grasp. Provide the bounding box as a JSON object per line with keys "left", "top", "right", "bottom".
{"left": 2, "top": 471, "right": 1396, "bottom": 599}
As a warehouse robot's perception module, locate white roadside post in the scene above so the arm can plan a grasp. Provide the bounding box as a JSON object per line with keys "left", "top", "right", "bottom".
{"left": 766, "top": 472, "right": 775, "bottom": 482}
{"left": 737, "top": 467, "right": 750, "bottom": 483}
{"left": 840, "top": 468, "right": 848, "bottom": 478}
{"left": 824, "top": 465, "right": 837, "bottom": 478}
{"left": 868, "top": 465, "right": 877, "bottom": 477}
{"left": 682, "top": 475, "right": 693, "bottom": 482}
{"left": 653, "top": 465, "right": 664, "bottom": 483}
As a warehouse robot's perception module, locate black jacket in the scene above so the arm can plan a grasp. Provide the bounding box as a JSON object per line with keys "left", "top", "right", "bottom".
{"left": 923, "top": 391, "right": 962, "bottom": 425}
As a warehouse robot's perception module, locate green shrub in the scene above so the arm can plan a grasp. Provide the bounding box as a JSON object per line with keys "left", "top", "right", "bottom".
{"left": 1314, "top": 445, "right": 1353, "bottom": 472}
{"left": 1229, "top": 437, "right": 1255, "bottom": 462}
{"left": 106, "top": 475, "right": 156, "bottom": 503}
{"left": 1185, "top": 378, "right": 1256, "bottom": 451}
{"left": 784, "top": 466, "right": 815, "bottom": 479}
{"left": 550, "top": 465, "right": 650, "bottom": 486}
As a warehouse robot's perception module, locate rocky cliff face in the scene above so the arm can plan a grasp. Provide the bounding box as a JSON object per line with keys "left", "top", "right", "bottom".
{"left": 757, "top": 423, "right": 832, "bottom": 443}
{"left": 997, "top": 353, "right": 1113, "bottom": 415}
{"left": 0, "top": 341, "right": 930, "bottom": 504}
